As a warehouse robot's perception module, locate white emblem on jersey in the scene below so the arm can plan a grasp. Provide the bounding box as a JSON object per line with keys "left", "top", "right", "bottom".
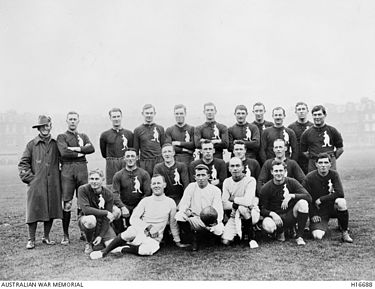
{"left": 77, "top": 134, "right": 84, "bottom": 146}
{"left": 322, "top": 131, "right": 331, "bottom": 147}
{"left": 211, "top": 165, "right": 218, "bottom": 180}
{"left": 152, "top": 127, "right": 160, "bottom": 142}
{"left": 245, "top": 126, "right": 252, "bottom": 141}
{"left": 121, "top": 134, "right": 128, "bottom": 150}
{"left": 262, "top": 124, "right": 266, "bottom": 131}
{"left": 305, "top": 125, "right": 311, "bottom": 131}
{"left": 98, "top": 194, "right": 105, "bottom": 209}
{"left": 283, "top": 129, "right": 289, "bottom": 145}
{"left": 328, "top": 179, "right": 334, "bottom": 194}
{"left": 185, "top": 131, "right": 190, "bottom": 142}
{"left": 132, "top": 176, "right": 142, "bottom": 193}
{"left": 245, "top": 165, "right": 251, "bottom": 178}
{"left": 193, "top": 149, "right": 200, "bottom": 161}
{"left": 173, "top": 168, "right": 182, "bottom": 186}
{"left": 213, "top": 125, "right": 220, "bottom": 140}
{"left": 283, "top": 184, "right": 290, "bottom": 199}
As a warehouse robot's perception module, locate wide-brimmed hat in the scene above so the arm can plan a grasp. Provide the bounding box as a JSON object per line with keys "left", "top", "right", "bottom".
{"left": 32, "top": 115, "right": 51, "bottom": 128}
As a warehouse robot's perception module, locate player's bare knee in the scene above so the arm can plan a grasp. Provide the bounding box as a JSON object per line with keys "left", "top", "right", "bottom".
{"left": 335, "top": 198, "right": 347, "bottom": 211}
{"left": 262, "top": 217, "right": 276, "bottom": 233}
{"left": 312, "top": 230, "right": 325, "bottom": 240}
{"left": 81, "top": 215, "right": 97, "bottom": 229}
{"left": 63, "top": 201, "right": 73, "bottom": 212}
{"left": 296, "top": 199, "right": 309, "bottom": 213}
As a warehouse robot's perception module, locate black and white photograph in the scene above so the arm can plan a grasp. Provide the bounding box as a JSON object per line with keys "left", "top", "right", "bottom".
{"left": 0, "top": 0, "right": 374, "bottom": 285}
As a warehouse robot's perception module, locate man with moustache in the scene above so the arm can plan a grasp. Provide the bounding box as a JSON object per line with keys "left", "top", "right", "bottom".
{"left": 99, "top": 108, "right": 133, "bottom": 187}
{"left": 18, "top": 115, "right": 62, "bottom": 249}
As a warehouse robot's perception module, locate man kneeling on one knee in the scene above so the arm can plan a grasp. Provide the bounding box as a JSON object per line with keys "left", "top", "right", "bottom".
{"left": 77, "top": 168, "right": 121, "bottom": 254}
{"left": 259, "top": 160, "right": 312, "bottom": 246}
{"left": 222, "top": 157, "right": 260, "bottom": 248}
{"left": 90, "top": 174, "right": 187, "bottom": 259}
{"left": 303, "top": 153, "right": 353, "bottom": 243}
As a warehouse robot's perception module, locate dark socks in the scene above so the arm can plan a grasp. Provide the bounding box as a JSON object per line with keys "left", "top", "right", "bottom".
{"left": 296, "top": 212, "right": 309, "bottom": 238}
{"left": 121, "top": 244, "right": 140, "bottom": 255}
{"left": 43, "top": 219, "right": 53, "bottom": 239}
{"left": 28, "top": 222, "right": 37, "bottom": 241}
{"left": 337, "top": 210, "right": 349, "bottom": 231}
{"left": 62, "top": 211, "right": 71, "bottom": 237}
{"left": 102, "top": 234, "right": 127, "bottom": 257}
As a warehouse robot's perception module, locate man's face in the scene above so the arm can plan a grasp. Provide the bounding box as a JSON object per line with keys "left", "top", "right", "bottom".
{"left": 110, "top": 111, "right": 122, "bottom": 128}
{"left": 151, "top": 175, "right": 166, "bottom": 196}
{"left": 201, "top": 143, "right": 214, "bottom": 161}
{"left": 124, "top": 151, "right": 138, "bottom": 168}
{"left": 253, "top": 105, "right": 265, "bottom": 122}
{"left": 174, "top": 108, "right": 186, "bottom": 125}
{"left": 38, "top": 123, "right": 52, "bottom": 137}
{"left": 233, "top": 144, "right": 246, "bottom": 159}
{"left": 273, "top": 140, "right": 287, "bottom": 159}
{"left": 162, "top": 145, "right": 175, "bottom": 163}
{"left": 312, "top": 109, "right": 326, "bottom": 127}
{"left": 235, "top": 109, "right": 247, "bottom": 124}
{"left": 295, "top": 104, "right": 308, "bottom": 121}
{"left": 142, "top": 107, "right": 155, "bottom": 124}
{"left": 229, "top": 158, "right": 243, "bottom": 179}
{"left": 316, "top": 157, "right": 331, "bottom": 175}
{"left": 66, "top": 114, "right": 79, "bottom": 131}
{"left": 204, "top": 105, "right": 216, "bottom": 121}
{"left": 272, "top": 109, "right": 285, "bottom": 126}
{"left": 88, "top": 173, "right": 103, "bottom": 191}
{"left": 271, "top": 164, "right": 286, "bottom": 182}
{"left": 195, "top": 169, "right": 209, "bottom": 188}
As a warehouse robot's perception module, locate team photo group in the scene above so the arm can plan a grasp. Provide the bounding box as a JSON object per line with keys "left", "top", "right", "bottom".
{"left": 18, "top": 101, "right": 353, "bottom": 261}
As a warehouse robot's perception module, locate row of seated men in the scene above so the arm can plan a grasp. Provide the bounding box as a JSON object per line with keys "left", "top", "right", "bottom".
{"left": 79, "top": 149, "right": 352, "bottom": 259}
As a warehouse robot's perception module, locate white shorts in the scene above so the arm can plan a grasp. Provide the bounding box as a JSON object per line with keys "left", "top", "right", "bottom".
{"left": 120, "top": 225, "right": 160, "bottom": 256}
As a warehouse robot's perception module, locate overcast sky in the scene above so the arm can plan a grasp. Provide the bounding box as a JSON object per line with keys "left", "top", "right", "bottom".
{"left": 1, "top": 0, "right": 375, "bottom": 117}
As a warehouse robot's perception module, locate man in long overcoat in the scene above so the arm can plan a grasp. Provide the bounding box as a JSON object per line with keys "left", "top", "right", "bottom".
{"left": 18, "top": 115, "right": 63, "bottom": 249}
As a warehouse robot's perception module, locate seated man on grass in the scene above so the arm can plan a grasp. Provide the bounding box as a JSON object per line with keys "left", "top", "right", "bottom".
{"left": 90, "top": 174, "right": 187, "bottom": 259}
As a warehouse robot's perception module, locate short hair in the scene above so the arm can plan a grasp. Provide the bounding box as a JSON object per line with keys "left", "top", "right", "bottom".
{"left": 203, "top": 102, "right": 217, "bottom": 111}
{"left": 316, "top": 152, "right": 331, "bottom": 162}
{"left": 252, "top": 102, "right": 265, "bottom": 110}
{"left": 273, "top": 138, "right": 286, "bottom": 146}
{"left": 229, "top": 157, "right": 243, "bottom": 166}
{"left": 201, "top": 139, "right": 214, "bottom": 147}
{"left": 233, "top": 140, "right": 246, "bottom": 147}
{"left": 234, "top": 105, "right": 248, "bottom": 114}
{"left": 271, "top": 159, "right": 287, "bottom": 169}
{"left": 124, "top": 148, "right": 138, "bottom": 155}
{"left": 295, "top": 102, "right": 308, "bottom": 110}
{"left": 194, "top": 164, "right": 210, "bottom": 174}
{"left": 151, "top": 174, "right": 166, "bottom": 183}
{"left": 272, "top": 106, "right": 286, "bottom": 116}
{"left": 66, "top": 111, "right": 79, "bottom": 118}
{"left": 109, "top": 108, "right": 122, "bottom": 116}
{"left": 142, "top": 104, "right": 155, "bottom": 112}
{"left": 162, "top": 143, "right": 174, "bottom": 150}
{"left": 311, "top": 105, "right": 327, "bottom": 115}
{"left": 174, "top": 104, "right": 186, "bottom": 113}
{"left": 88, "top": 168, "right": 104, "bottom": 178}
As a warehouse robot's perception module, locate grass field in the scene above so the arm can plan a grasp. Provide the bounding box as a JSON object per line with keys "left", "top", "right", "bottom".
{"left": 0, "top": 148, "right": 374, "bottom": 281}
